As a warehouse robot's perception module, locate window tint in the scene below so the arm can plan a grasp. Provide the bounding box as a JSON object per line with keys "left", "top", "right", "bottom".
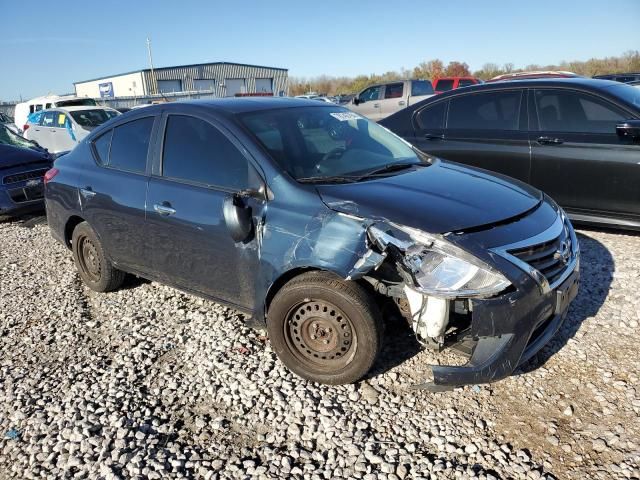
{"left": 448, "top": 91, "right": 521, "bottom": 130}
{"left": 436, "top": 79, "right": 454, "bottom": 91}
{"left": 384, "top": 83, "right": 404, "bottom": 99}
{"left": 93, "top": 130, "right": 112, "bottom": 165}
{"left": 417, "top": 102, "right": 446, "bottom": 130}
{"left": 411, "top": 80, "right": 434, "bottom": 96}
{"left": 535, "top": 90, "right": 626, "bottom": 133}
{"left": 42, "top": 111, "right": 56, "bottom": 126}
{"left": 458, "top": 79, "right": 476, "bottom": 87}
{"left": 162, "top": 115, "right": 248, "bottom": 189}
{"left": 109, "top": 117, "right": 154, "bottom": 173}
{"left": 359, "top": 86, "right": 381, "bottom": 102}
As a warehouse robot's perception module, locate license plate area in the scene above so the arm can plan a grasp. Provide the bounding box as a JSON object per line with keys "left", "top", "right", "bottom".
{"left": 555, "top": 269, "right": 579, "bottom": 314}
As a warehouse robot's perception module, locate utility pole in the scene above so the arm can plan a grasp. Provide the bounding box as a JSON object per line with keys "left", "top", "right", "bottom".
{"left": 146, "top": 37, "right": 158, "bottom": 96}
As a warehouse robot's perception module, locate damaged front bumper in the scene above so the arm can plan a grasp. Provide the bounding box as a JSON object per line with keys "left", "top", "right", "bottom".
{"left": 414, "top": 265, "right": 579, "bottom": 391}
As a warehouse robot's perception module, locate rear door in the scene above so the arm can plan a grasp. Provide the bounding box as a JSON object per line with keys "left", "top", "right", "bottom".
{"left": 146, "top": 113, "right": 264, "bottom": 309}
{"left": 30, "top": 111, "right": 57, "bottom": 150}
{"left": 414, "top": 89, "right": 531, "bottom": 183}
{"left": 529, "top": 88, "right": 640, "bottom": 219}
{"left": 80, "top": 116, "right": 157, "bottom": 273}
{"left": 379, "top": 82, "right": 406, "bottom": 118}
{"left": 349, "top": 85, "right": 383, "bottom": 120}
{"left": 53, "top": 112, "right": 77, "bottom": 152}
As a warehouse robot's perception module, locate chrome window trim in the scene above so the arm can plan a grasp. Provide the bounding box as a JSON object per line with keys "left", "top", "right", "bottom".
{"left": 490, "top": 211, "right": 580, "bottom": 293}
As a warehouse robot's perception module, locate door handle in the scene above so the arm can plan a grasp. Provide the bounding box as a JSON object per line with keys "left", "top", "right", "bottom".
{"left": 537, "top": 136, "right": 564, "bottom": 145}
{"left": 154, "top": 203, "right": 176, "bottom": 216}
{"left": 398, "top": 100, "right": 406, "bottom": 106}
{"left": 424, "top": 133, "right": 444, "bottom": 141}
{"left": 373, "top": 103, "right": 380, "bottom": 108}
{"left": 80, "top": 187, "right": 96, "bottom": 198}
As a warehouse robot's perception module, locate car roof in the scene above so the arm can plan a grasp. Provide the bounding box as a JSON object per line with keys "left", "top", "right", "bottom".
{"left": 167, "top": 97, "right": 337, "bottom": 114}
{"left": 432, "top": 77, "right": 623, "bottom": 97}
{"left": 52, "top": 106, "right": 117, "bottom": 113}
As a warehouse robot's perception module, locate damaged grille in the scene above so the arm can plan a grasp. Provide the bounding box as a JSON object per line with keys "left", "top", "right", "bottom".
{"left": 508, "top": 220, "right": 574, "bottom": 288}
{"left": 7, "top": 184, "right": 44, "bottom": 203}
{"left": 3, "top": 169, "right": 48, "bottom": 185}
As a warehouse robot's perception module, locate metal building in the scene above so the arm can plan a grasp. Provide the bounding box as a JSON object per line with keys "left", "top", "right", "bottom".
{"left": 74, "top": 62, "right": 288, "bottom": 99}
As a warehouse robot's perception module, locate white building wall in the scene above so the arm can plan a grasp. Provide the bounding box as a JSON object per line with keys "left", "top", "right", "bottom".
{"left": 74, "top": 72, "right": 146, "bottom": 98}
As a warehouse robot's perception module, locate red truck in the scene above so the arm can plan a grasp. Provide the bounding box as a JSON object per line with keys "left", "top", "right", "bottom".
{"left": 432, "top": 76, "right": 481, "bottom": 94}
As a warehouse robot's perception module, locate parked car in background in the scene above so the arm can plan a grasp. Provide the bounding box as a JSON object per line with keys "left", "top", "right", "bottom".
{"left": 46, "top": 98, "right": 579, "bottom": 390}
{"left": 336, "top": 94, "right": 355, "bottom": 105}
{"left": 593, "top": 73, "right": 640, "bottom": 83}
{"left": 0, "top": 125, "right": 53, "bottom": 219}
{"left": 488, "top": 71, "right": 579, "bottom": 82}
{"left": 347, "top": 79, "right": 434, "bottom": 121}
{"left": 0, "top": 112, "right": 20, "bottom": 134}
{"left": 432, "top": 77, "right": 481, "bottom": 94}
{"left": 14, "top": 95, "right": 98, "bottom": 133}
{"left": 24, "top": 106, "right": 120, "bottom": 153}
{"left": 381, "top": 78, "right": 640, "bottom": 230}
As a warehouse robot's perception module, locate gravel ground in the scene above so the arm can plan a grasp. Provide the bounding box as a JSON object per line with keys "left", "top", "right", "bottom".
{"left": 0, "top": 217, "right": 639, "bottom": 480}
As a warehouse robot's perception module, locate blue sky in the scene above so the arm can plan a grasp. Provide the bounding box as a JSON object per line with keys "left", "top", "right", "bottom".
{"left": 2, "top": 0, "right": 639, "bottom": 100}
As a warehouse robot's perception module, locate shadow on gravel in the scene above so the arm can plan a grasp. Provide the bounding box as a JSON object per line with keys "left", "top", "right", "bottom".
{"left": 0, "top": 213, "right": 46, "bottom": 227}
{"left": 120, "top": 274, "right": 152, "bottom": 291}
{"left": 519, "top": 231, "right": 615, "bottom": 374}
{"left": 366, "top": 312, "right": 423, "bottom": 380}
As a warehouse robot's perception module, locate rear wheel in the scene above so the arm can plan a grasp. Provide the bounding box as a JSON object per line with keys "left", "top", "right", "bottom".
{"left": 72, "top": 222, "right": 125, "bottom": 292}
{"left": 267, "top": 271, "right": 382, "bottom": 385}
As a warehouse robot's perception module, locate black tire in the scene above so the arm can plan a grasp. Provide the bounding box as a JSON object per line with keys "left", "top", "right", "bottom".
{"left": 267, "top": 271, "right": 383, "bottom": 385}
{"left": 71, "top": 221, "right": 125, "bottom": 292}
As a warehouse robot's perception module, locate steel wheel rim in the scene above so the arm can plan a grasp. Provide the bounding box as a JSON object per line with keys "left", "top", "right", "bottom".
{"left": 77, "top": 235, "right": 101, "bottom": 282}
{"left": 284, "top": 300, "right": 357, "bottom": 371}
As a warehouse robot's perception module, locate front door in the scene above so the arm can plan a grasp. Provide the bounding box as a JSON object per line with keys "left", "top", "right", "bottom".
{"left": 349, "top": 85, "right": 383, "bottom": 121}
{"left": 146, "top": 113, "right": 264, "bottom": 310}
{"left": 529, "top": 88, "right": 640, "bottom": 220}
{"left": 53, "top": 112, "right": 78, "bottom": 152}
{"left": 414, "top": 89, "right": 531, "bottom": 183}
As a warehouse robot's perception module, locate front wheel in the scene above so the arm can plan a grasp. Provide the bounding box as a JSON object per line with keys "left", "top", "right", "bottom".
{"left": 72, "top": 221, "right": 125, "bottom": 292}
{"left": 267, "top": 271, "right": 383, "bottom": 385}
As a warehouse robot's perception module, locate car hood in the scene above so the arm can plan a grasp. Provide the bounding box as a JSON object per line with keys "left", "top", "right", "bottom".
{"left": 315, "top": 160, "right": 543, "bottom": 234}
{"left": 0, "top": 144, "right": 51, "bottom": 170}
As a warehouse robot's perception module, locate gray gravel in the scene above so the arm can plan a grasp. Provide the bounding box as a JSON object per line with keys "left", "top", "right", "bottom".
{"left": 1, "top": 219, "right": 639, "bottom": 479}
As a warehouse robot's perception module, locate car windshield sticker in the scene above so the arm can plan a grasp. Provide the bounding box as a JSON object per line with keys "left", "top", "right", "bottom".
{"left": 58, "top": 114, "right": 65, "bottom": 126}
{"left": 330, "top": 112, "right": 362, "bottom": 122}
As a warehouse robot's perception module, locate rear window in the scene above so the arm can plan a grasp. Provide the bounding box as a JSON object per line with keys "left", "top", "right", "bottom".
{"left": 411, "top": 80, "right": 434, "bottom": 96}
{"left": 448, "top": 91, "right": 522, "bottom": 130}
{"left": 56, "top": 98, "right": 97, "bottom": 107}
{"left": 435, "top": 79, "right": 454, "bottom": 91}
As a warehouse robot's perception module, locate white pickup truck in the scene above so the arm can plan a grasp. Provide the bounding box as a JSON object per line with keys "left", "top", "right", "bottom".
{"left": 346, "top": 79, "right": 435, "bottom": 121}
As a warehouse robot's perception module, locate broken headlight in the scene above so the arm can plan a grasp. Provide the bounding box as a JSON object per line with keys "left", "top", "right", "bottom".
{"left": 372, "top": 224, "right": 511, "bottom": 299}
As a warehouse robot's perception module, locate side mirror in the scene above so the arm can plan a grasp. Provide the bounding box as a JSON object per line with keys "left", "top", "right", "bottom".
{"left": 616, "top": 119, "right": 640, "bottom": 139}
{"left": 223, "top": 193, "right": 254, "bottom": 243}
{"left": 353, "top": 97, "right": 361, "bottom": 105}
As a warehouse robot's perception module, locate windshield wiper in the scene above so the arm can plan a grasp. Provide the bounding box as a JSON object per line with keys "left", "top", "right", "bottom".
{"left": 358, "top": 162, "right": 423, "bottom": 179}
{"left": 297, "top": 175, "right": 360, "bottom": 184}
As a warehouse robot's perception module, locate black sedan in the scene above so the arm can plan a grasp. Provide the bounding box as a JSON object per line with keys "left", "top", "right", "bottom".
{"left": 0, "top": 125, "right": 53, "bottom": 219}
{"left": 45, "top": 98, "right": 579, "bottom": 390}
{"left": 380, "top": 78, "right": 640, "bottom": 230}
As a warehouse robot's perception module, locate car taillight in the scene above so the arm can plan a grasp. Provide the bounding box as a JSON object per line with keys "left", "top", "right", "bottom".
{"left": 23, "top": 124, "right": 30, "bottom": 132}
{"left": 44, "top": 168, "right": 59, "bottom": 184}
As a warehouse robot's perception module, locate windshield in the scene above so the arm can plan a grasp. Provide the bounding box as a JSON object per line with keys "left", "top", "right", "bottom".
{"left": 70, "top": 109, "right": 115, "bottom": 127}
{"left": 0, "top": 125, "right": 40, "bottom": 150}
{"left": 606, "top": 83, "right": 640, "bottom": 108}
{"left": 56, "top": 98, "right": 97, "bottom": 107}
{"left": 240, "top": 106, "right": 422, "bottom": 181}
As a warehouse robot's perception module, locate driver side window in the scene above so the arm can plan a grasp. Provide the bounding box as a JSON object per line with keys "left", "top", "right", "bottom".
{"left": 359, "top": 86, "right": 381, "bottom": 103}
